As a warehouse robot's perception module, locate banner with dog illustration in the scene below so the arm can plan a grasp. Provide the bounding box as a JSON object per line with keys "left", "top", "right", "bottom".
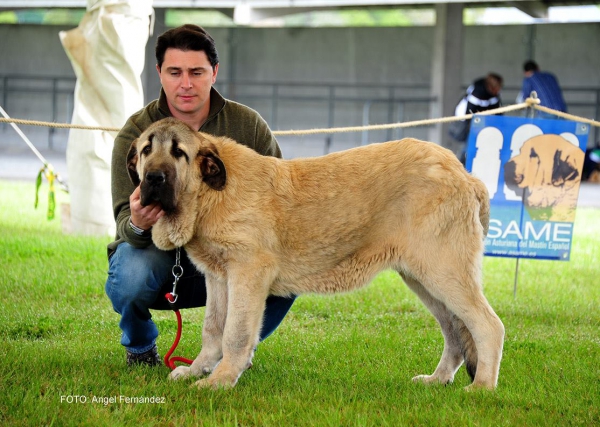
{"left": 465, "top": 115, "right": 589, "bottom": 261}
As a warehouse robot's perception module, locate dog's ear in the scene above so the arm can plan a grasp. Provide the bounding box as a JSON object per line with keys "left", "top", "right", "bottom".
{"left": 199, "top": 148, "right": 226, "bottom": 191}
{"left": 126, "top": 138, "right": 141, "bottom": 187}
{"left": 552, "top": 149, "right": 579, "bottom": 185}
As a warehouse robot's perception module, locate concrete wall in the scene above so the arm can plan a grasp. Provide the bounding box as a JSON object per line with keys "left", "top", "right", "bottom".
{"left": 0, "top": 24, "right": 76, "bottom": 150}
{"left": 1, "top": 22, "right": 599, "bottom": 155}
{"left": 0, "top": 24, "right": 74, "bottom": 76}
{"left": 3, "top": 23, "right": 598, "bottom": 90}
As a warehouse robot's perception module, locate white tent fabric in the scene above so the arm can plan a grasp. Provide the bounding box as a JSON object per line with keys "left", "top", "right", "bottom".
{"left": 60, "top": 0, "right": 153, "bottom": 235}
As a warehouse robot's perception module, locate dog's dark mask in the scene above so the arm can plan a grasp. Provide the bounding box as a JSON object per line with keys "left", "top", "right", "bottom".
{"left": 126, "top": 135, "right": 178, "bottom": 214}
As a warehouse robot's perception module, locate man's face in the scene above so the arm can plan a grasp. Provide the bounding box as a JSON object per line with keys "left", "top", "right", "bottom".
{"left": 157, "top": 48, "right": 219, "bottom": 120}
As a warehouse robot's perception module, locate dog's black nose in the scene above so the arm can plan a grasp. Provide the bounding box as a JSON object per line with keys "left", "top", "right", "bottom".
{"left": 146, "top": 170, "right": 166, "bottom": 186}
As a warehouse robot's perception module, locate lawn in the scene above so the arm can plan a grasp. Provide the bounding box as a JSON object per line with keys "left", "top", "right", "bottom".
{"left": 0, "top": 180, "right": 598, "bottom": 426}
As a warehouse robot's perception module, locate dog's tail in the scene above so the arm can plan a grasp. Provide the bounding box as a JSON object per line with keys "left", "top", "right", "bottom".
{"left": 473, "top": 177, "right": 490, "bottom": 238}
{"left": 452, "top": 315, "right": 478, "bottom": 381}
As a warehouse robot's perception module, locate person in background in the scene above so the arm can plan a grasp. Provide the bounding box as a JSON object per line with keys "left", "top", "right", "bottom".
{"left": 449, "top": 73, "right": 504, "bottom": 164}
{"left": 517, "top": 60, "right": 567, "bottom": 118}
{"left": 105, "top": 24, "right": 296, "bottom": 367}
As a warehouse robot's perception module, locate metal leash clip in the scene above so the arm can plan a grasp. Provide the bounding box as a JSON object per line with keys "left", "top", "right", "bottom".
{"left": 167, "top": 247, "right": 183, "bottom": 307}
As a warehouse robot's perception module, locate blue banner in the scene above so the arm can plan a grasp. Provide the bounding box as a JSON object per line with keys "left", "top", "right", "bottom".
{"left": 465, "top": 115, "right": 589, "bottom": 261}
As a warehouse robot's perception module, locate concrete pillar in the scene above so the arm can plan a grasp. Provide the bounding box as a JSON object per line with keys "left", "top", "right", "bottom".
{"left": 428, "top": 3, "right": 464, "bottom": 153}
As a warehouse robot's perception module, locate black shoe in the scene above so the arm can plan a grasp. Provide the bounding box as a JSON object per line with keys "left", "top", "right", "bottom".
{"left": 126, "top": 346, "right": 162, "bottom": 367}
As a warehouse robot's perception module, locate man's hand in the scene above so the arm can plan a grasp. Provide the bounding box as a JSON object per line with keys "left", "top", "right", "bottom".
{"left": 129, "top": 186, "right": 165, "bottom": 231}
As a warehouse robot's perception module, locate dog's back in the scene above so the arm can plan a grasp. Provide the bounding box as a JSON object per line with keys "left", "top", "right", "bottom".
{"left": 208, "top": 137, "right": 489, "bottom": 297}
{"left": 195, "top": 134, "right": 503, "bottom": 390}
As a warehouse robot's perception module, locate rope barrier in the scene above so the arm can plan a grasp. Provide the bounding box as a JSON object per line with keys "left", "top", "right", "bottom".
{"left": 272, "top": 100, "right": 541, "bottom": 136}
{"left": 0, "top": 117, "right": 121, "bottom": 133}
{"left": 1, "top": 96, "right": 598, "bottom": 137}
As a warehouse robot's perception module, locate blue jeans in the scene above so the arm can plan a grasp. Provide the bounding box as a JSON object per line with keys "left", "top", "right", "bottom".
{"left": 105, "top": 242, "right": 296, "bottom": 354}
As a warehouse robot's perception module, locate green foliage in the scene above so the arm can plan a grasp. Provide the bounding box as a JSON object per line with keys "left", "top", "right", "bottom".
{"left": 0, "top": 180, "right": 599, "bottom": 426}
{"left": 165, "top": 8, "right": 436, "bottom": 28}
{"left": 283, "top": 9, "right": 434, "bottom": 27}
{"left": 42, "top": 9, "right": 85, "bottom": 25}
{"left": 166, "top": 10, "right": 234, "bottom": 28}
{"left": 0, "top": 9, "right": 84, "bottom": 25}
{"left": 0, "top": 11, "right": 18, "bottom": 24}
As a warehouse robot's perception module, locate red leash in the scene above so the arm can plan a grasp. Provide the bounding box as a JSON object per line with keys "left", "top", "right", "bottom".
{"left": 163, "top": 247, "right": 194, "bottom": 370}
{"left": 163, "top": 292, "right": 194, "bottom": 370}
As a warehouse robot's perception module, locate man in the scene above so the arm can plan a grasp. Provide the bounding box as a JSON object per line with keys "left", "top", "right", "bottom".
{"left": 449, "top": 73, "right": 503, "bottom": 164}
{"left": 461, "top": 73, "right": 503, "bottom": 118}
{"left": 105, "top": 24, "right": 296, "bottom": 366}
{"left": 517, "top": 60, "right": 567, "bottom": 118}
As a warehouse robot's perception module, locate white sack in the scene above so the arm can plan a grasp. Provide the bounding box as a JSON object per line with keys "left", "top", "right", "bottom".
{"left": 60, "top": 0, "right": 153, "bottom": 235}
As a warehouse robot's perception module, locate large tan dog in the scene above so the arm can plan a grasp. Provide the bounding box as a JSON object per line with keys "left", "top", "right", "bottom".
{"left": 127, "top": 117, "right": 504, "bottom": 390}
{"left": 504, "top": 134, "right": 585, "bottom": 221}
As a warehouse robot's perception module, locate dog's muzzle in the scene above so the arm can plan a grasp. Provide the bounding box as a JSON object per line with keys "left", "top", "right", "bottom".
{"left": 140, "top": 169, "right": 177, "bottom": 213}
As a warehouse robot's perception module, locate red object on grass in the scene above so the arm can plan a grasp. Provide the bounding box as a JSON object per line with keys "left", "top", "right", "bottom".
{"left": 163, "top": 293, "right": 194, "bottom": 370}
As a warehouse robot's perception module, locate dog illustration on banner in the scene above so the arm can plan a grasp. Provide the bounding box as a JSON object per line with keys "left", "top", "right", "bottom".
{"left": 503, "top": 134, "right": 584, "bottom": 222}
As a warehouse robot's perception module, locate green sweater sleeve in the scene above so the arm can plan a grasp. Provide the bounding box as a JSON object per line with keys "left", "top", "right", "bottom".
{"left": 107, "top": 115, "right": 154, "bottom": 256}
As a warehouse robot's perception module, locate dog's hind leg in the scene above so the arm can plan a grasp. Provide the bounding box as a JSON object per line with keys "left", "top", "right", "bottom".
{"left": 452, "top": 292, "right": 504, "bottom": 390}
{"left": 416, "top": 267, "right": 504, "bottom": 390}
{"left": 401, "top": 274, "right": 465, "bottom": 385}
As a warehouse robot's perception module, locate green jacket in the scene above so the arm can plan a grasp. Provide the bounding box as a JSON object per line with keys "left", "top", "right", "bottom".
{"left": 107, "top": 87, "right": 282, "bottom": 257}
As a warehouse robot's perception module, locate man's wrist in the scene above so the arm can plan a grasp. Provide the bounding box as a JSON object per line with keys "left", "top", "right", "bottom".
{"left": 129, "top": 217, "right": 151, "bottom": 237}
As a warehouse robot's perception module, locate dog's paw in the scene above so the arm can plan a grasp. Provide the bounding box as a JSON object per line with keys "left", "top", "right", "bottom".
{"left": 190, "top": 359, "right": 220, "bottom": 378}
{"left": 412, "top": 374, "right": 453, "bottom": 386}
{"left": 192, "top": 377, "right": 235, "bottom": 390}
{"left": 464, "top": 381, "right": 496, "bottom": 392}
{"left": 168, "top": 366, "right": 191, "bottom": 381}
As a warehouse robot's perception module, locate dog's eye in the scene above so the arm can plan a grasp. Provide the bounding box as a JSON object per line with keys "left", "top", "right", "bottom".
{"left": 172, "top": 143, "right": 187, "bottom": 160}
{"left": 529, "top": 148, "right": 539, "bottom": 158}
{"left": 141, "top": 145, "right": 152, "bottom": 156}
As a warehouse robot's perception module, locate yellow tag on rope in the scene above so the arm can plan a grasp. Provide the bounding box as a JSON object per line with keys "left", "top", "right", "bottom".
{"left": 35, "top": 167, "right": 43, "bottom": 209}
{"left": 34, "top": 163, "right": 57, "bottom": 220}
{"left": 46, "top": 165, "right": 56, "bottom": 220}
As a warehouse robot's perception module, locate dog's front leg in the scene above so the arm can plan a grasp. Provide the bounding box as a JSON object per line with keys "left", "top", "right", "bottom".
{"left": 194, "top": 265, "right": 273, "bottom": 389}
{"left": 169, "top": 274, "right": 227, "bottom": 381}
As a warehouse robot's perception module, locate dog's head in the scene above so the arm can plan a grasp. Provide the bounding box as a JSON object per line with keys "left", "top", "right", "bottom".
{"left": 503, "top": 134, "right": 584, "bottom": 210}
{"left": 126, "top": 117, "right": 227, "bottom": 214}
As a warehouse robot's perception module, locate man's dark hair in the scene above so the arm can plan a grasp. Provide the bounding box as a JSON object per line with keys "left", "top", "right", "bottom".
{"left": 155, "top": 24, "right": 219, "bottom": 70}
{"left": 523, "top": 60, "right": 539, "bottom": 73}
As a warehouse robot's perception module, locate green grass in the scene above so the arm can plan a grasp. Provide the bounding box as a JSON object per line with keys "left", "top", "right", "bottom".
{"left": 0, "top": 180, "right": 599, "bottom": 426}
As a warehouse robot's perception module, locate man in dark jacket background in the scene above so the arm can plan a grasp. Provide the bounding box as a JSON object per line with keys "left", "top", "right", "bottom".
{"left": 449, "top": 73, "right": 504, "bottom": 164}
